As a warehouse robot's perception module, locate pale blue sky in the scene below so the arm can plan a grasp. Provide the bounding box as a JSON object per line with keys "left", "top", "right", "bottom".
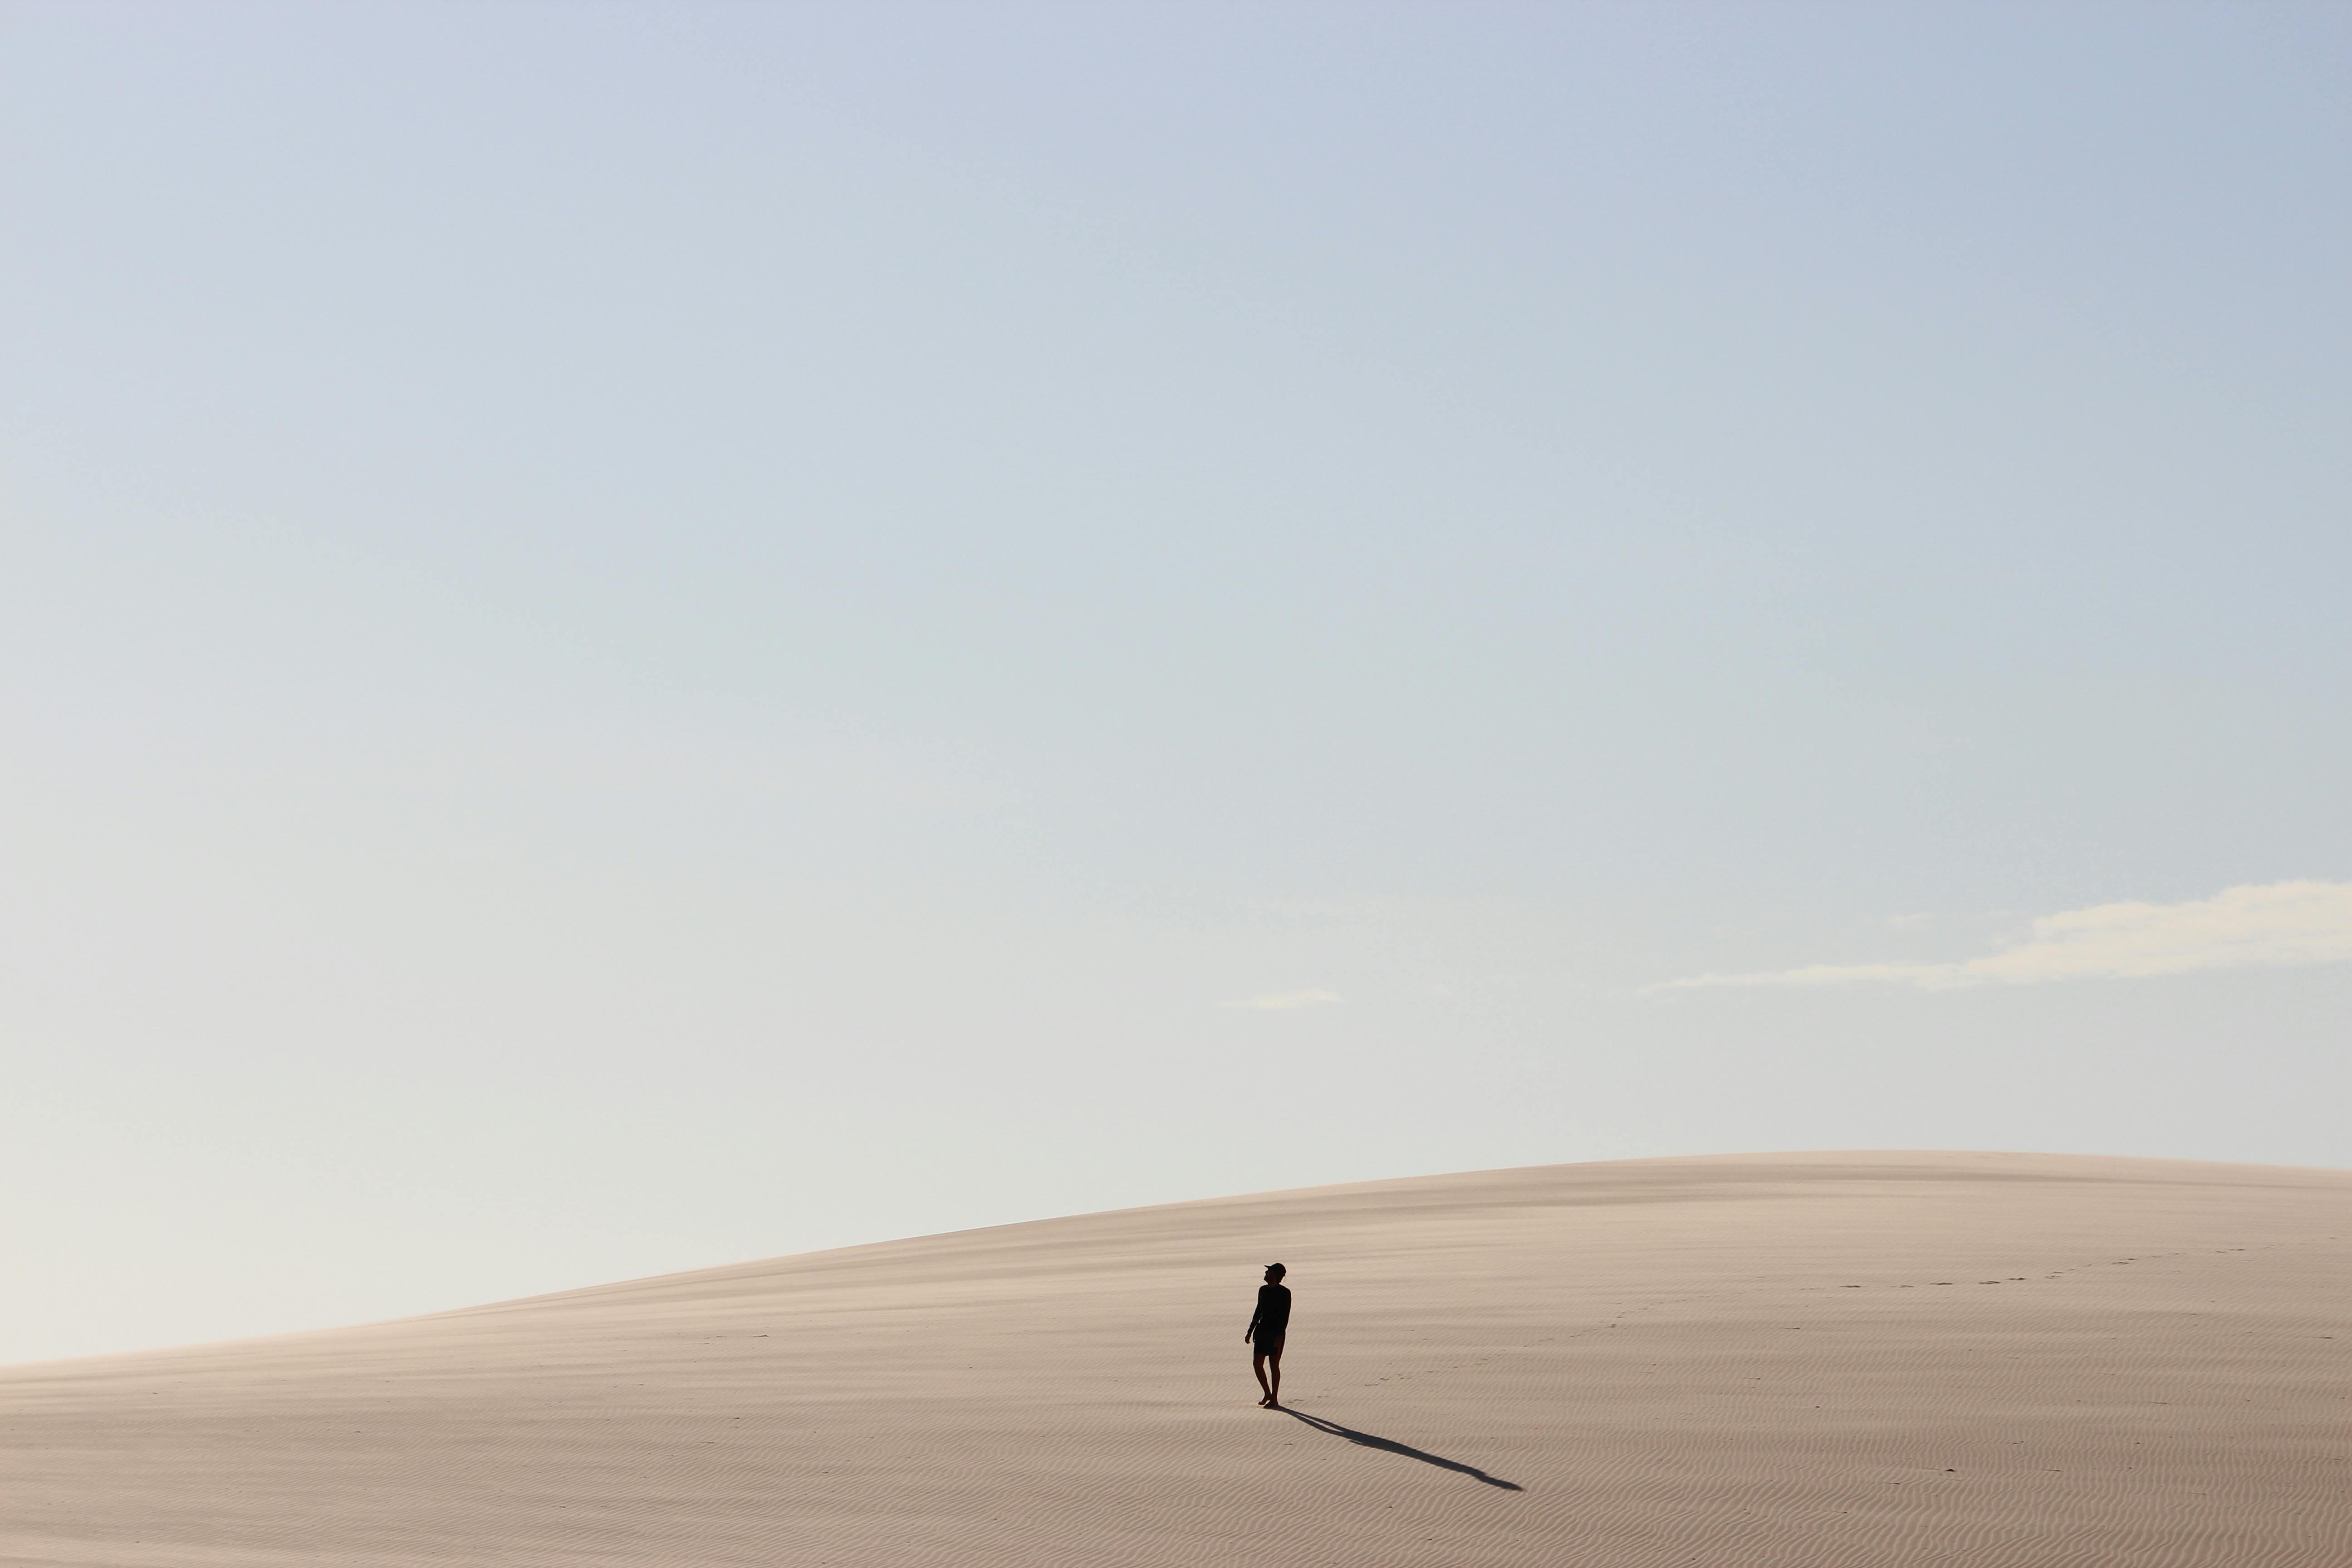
{"left": 5, "top": 1, "right": 2348, "bottom": 1364}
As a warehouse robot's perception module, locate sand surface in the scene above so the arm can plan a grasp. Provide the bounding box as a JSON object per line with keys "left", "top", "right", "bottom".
{"left": 4, "top": 1151, "right": 2348, "bottom": 1566}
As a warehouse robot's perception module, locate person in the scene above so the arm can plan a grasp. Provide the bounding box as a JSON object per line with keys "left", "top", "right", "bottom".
{"left": 1245, "top": 1262, "right": 1292, "bottom": 1407}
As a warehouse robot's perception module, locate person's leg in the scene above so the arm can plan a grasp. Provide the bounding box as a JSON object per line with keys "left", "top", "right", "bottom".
{"left": 1264, "top": 1346, "right": 1283, "bottom": 1408}
{"left": 1252, "top": 1349, "right": 1273, "bottom": 1405}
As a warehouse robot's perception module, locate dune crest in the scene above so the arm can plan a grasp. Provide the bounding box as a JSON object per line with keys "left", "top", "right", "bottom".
{"left": 5, "top": 1151, "right": 2348, "bottom": 1566}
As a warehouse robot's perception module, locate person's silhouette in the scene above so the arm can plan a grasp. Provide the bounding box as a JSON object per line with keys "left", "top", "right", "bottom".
{"left": 1245, "top": 1263, "right": 1291, "bottom": 1407}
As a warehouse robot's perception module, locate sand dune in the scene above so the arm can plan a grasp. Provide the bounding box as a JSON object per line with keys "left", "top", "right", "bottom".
{"left": 4, "top": 1151, "right": 2348, "bottom": 1566}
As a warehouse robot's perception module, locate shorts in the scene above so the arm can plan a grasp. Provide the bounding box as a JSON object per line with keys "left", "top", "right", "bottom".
{"left": 1251, "top": 1333, "right": 1286, "bottom": 1359}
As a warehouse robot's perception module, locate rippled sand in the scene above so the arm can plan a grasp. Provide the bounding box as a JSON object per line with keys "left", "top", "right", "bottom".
{"left": 5, "top": 1151, "right": 2348, "bottom": 1566}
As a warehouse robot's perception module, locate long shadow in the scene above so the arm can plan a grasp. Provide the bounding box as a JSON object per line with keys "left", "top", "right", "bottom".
{"left": 1282, "top": 1409, "right": 1524, "bottom": 1491}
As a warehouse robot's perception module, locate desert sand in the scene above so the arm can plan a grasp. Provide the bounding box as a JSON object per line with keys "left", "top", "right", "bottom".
{"left": 4, "top": 1151, "right": 2347, "bottom": 1566}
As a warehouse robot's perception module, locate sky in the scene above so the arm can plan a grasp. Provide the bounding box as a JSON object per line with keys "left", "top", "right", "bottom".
{"left": 3, "top": 0, "right": 2347, "bottom": 1367}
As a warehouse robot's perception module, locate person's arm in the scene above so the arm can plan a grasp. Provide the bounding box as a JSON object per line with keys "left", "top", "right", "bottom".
{"left": 1244, "top": 1286, "right": 1264, "bottom": 1342}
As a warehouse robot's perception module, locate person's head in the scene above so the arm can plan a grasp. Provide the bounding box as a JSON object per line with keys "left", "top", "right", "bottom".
{"left": 1264, "top": 1262, "right": 1286, "bottom": 1284}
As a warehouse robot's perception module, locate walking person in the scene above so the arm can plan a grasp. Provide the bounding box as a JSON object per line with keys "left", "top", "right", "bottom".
{"left": 1245, "top": 1263, "right": 1291, "bottom": 1407}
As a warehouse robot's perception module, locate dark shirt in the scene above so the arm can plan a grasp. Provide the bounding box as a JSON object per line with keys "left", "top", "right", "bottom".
{"left": 1249, "top": 1282, "right": 1292, "bottom": 1343}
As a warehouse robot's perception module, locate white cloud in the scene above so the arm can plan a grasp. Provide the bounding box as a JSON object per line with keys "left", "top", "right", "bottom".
{"left": 1223, "top": 989, "right": 1341, "bottom": 1010}
{"left": 1666, "top": 881, "right": 2352, "bottom": 991}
